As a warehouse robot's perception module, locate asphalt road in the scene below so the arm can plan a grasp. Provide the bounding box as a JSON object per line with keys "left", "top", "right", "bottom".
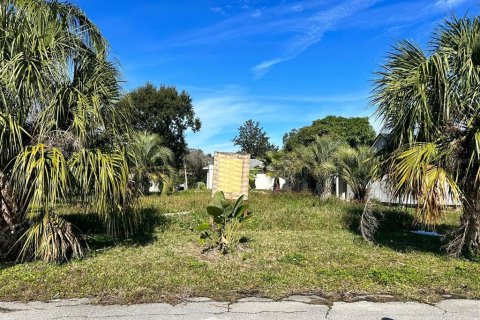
{"left": 0, "top": 296, "right": 479, "bottom": 319}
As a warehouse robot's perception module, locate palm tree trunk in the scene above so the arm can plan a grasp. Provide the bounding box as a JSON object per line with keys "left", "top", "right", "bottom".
{"left": 321, "top": 177, "right": 332, "bottom": 198}
{"left": 273, "top": 177, "right": 280, "bottom": 192}
{"left": 461, "top": 187, "right": 480, "bottom": 255}
{"left": 0, "top": 170, "right": 25, "bottom": 260}
{"left": 447, "top": 184, "right": 480, "bottom": 257}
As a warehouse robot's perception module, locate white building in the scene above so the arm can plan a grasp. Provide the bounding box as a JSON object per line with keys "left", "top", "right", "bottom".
{"left": 204, "top": 164, "right": 214, "bottom": 190}
{"left": 331, "top": 133, "right": 460, "bottom": 206}
{"left": 254, "top": 173, "right": 286, "bottom": 190}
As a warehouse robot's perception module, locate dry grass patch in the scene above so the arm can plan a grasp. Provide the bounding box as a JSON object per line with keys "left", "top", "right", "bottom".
{"left": 0, "top": 190, "right": 478, "bottom": 304}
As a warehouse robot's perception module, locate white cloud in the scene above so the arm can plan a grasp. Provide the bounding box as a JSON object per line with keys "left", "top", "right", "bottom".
{"left": 251, "top": 58, "right": 286, "bottom": 79}
{"left": 252, "top": 0, "right": 378, "bottom": 78}
{"left": 186, "top": 88, "right": 371, "bottom": 153}
{"left": 251, "top": 10, "right": 261, "bottom": 18}
{"left": 187, "top": 93, "right": 279, "bottom": 153}
{"left": 210, "top": 7, "right": 227, "bottom": 16}
{"left": 434, "top": 0, "right": 467, "bottom": 9}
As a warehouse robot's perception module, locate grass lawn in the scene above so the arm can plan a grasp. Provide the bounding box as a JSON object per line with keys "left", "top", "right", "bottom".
{"left": 0, "top": 191, "right": 479, "bottom": 304}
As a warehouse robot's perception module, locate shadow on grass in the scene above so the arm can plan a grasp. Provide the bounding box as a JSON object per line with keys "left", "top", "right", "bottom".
{"left": 65, "top": 207, "right": 170, "bottom": 250}
{"left": 343, "top": 205, "right": 458, "bottom": 255}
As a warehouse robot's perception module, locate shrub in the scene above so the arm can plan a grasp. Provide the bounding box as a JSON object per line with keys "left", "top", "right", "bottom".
{"left": 197, "top": 192, "right": 253, "bottom": 254}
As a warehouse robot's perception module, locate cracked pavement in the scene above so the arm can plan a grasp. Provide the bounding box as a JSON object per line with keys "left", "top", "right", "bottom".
{"left": 0, "top": 296, "right": 479, "bottom": 319}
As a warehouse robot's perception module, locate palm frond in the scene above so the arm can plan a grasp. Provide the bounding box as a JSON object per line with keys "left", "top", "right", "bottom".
{"left": 336, "top": 146, "right": 378, "bottom": 201}
{"left": 69, "top": 148, "right": 140, "bottom": 237}
{"left": 0, "top": 112, "right": 26, "bottom": 165}
{"left": 17, "top": 211, "right": 86, "bottom": 263}
{"left": 12, "top": 144, "right": 70, "bottom": 217}
{"left": 387, "top": 143, "right": 460, "bottom": 227}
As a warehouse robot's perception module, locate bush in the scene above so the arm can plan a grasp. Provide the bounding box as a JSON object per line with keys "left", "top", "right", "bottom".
{"left": 197, "top": 192, "right": 253, "bottom": 254}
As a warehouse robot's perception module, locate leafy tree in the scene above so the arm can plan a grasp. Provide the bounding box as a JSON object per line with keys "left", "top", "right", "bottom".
{"left": 232, "top": 119, "right": 277, "bottom": 158}
{"left": 372, "top": 16, "right": 480, "bottom": 256}
{"left": 130, "top": 132, "right": 174, "bottom": 195}
{"left": 120, "top": 83, "right": 201, "bottom": 167}
{"left": 185, "top": 149, "right": 212, "bottom": 185}
{"left": 0, "top": 0, "right": 139, "bottom": 263}
{"left": 283, "top": 116, "right": 376, "bottom": 150}
{"left": 336, "top": 146, "right": 378, "bottom": 202}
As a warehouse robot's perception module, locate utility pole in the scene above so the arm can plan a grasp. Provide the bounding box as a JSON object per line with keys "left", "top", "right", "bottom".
{"left": 184, "top": 163, "right": 188, "bottom": 190}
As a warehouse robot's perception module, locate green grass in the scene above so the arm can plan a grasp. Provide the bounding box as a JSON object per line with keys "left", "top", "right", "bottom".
{"left": 0, "top": 190, "right": 478, "bottom": 304}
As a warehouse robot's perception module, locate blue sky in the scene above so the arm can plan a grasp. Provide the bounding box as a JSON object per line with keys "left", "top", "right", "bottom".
{"left": 73, "top": 0, "right": 478, "bottom": 153}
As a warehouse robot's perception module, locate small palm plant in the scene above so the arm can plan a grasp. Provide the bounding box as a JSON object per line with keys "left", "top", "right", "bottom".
{"left": 295, "top": 136, "right": 342, "bottom": 196}
{"left": 264, "top": 150, "right": 303, "bottom": 191}
{"left": 197, "top": 192, "right": 253, "bottom": 254}
{"left": 336, "top": 146, "right": 378, "bottom": 202}
{"left": 129, "top": 132, "right": 174, "bottom": 195}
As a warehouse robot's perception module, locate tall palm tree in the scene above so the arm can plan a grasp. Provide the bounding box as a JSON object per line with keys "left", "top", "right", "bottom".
{"left": 372, "top": 16, "right": 480, "bottom": 256}
{"left": 335, "top": 146, "right": 378, "bottom": 202}
{"left": 0, "top": 0, "right": 139, "bottom": 262}
{"left": 130, "top": 132, "right": 174, "bottom": 195}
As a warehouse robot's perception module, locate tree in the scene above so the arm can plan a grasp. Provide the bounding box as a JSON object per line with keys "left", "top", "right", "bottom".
{"left": 232, "top": 120, "right": 277, "bottom": 158}
{"left": 130, "top": 132, "right": 174, "bottom": 195}
{"left": 120, "top": 83, "right": 201, "bottom": 167}
{"left": 372, "top": 16, "right": 480, "bottom": 257}
{"left": 264, "top": 150, "right": 304, "bottom": 191}
{"left": 0, "top": 0, "right": 139, "bottom": 263}
{"left": 283, "top": 116, "right": 376, "bottom": 151}
{"left": 185, "top": 149, "right": 212, "bottom": 185}
{"left": 336, "top": 146, "right": 378, "bottom": 202}
{"left": 294, "top": 136, "right": 342, "bottom": 196}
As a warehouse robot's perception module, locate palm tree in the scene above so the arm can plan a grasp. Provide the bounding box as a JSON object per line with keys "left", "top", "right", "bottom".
{"left": 295, "top": 136, "right": 342, "bottom": 196}
{"left": 0, "top": 0, "right": 139, "bottom": 262}
{"left": 335, "top": 146, "right": 378, "bottom": 202}
{"left": 264, "top": 150, "right": 304, "bottom": 191}
{"left": 372, "top": 16, "right": 480, "bottom": 256}
{"left": 130, "top": 132, "right": 174, "bottom": 195}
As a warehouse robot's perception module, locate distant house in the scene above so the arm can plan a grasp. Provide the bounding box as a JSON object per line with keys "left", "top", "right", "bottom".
{"left": 331, "top": 176, "right": 354, "bottom": 200}
{"left": 250, "top": 159, "right": 287, "bottom": 191}
{"left": 149, "top": 181, "right": 161, "bottom": 193}
{"left": 203, "top": 164, "right": 214, "bottom": 189}
{"left": 372, "top": 132, "right": 391, "bottom": 153}
{"left": 331, "top": 133, "right": 460, "bottom": 206}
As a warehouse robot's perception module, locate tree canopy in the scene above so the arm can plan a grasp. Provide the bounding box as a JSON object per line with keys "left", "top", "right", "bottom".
{"left": 232, "top": 119, "right": 277, "bottom": 159}
{"left": 129, "top": 132, "right": 174, "bottom": 195}
{"left": 0, "top": 0, "right": 139, "bottom": 263}
{"left": 283, "top": 116, "right": 376, "bottom": 150}
{"left": 372, "top": 15, "right": 480, "bottom": 257}
{"left": 185, "top": 149, "right": 212, "bottom": 185}
{"left": 120, "top": 83, "right": 201, "bottom": 167}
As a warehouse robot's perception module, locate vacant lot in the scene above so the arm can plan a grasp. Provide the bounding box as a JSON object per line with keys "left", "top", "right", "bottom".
{"left": 0, "top": 191, "right": 479, "bottom": 304}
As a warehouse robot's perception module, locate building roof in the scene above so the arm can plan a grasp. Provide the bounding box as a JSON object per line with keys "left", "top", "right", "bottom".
{"left": 250, "top": 159, "right": 264, "bottom": 170}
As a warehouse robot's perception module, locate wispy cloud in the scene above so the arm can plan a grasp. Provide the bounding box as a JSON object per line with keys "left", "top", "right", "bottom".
{"left": 152, "top": 0, "right": 474, "bottom": 79}
{"left": 164, "top": 1, "right": 378, "bottom": 75}
{"left": 252, "top": 0, "right": 378, "bottom": 78}
{"left": 210, "top": 7, "right": 225, "bottom": 15}
{"left": 186, "top": 87, "right": 371, "bottom": 153}
{"left": 434, "top": 0, "right": 467, "bottom": 9}
{"left": 187, "top": 91, "right": 291, "bottom": 153}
